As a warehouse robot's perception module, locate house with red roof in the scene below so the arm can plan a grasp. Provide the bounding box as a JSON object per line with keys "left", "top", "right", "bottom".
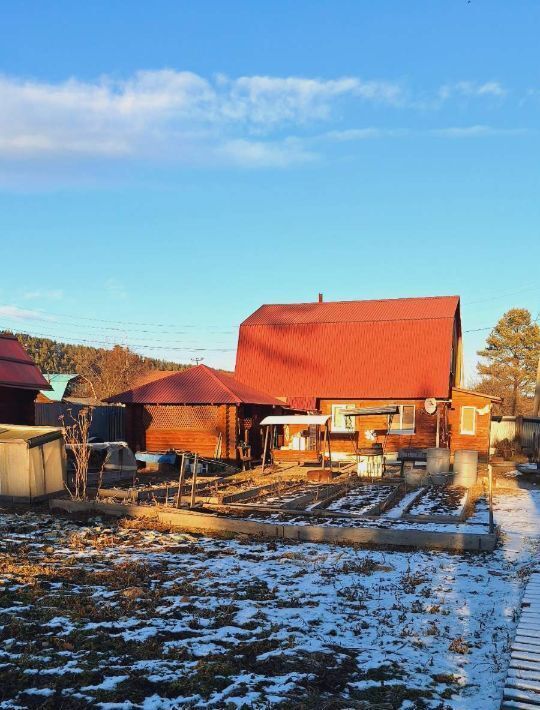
{"left": 107, "top": 364, "right": 285, "bottom": 460}
{"left": 0, "top": 333, "right": 52, "bottom": 425}
{"left": 235, "top": 295, "right": 498, "bottom": 461}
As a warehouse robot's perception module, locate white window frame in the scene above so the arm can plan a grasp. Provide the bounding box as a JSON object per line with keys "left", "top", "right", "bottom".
{"left": 331, "top": 404, "right": 355, "bottom": 433}
{"left": 388, "top": 405, "right": 416, "bottom": 435}
{"left": 460, "top": 406, "right": 476, "bottom": 435}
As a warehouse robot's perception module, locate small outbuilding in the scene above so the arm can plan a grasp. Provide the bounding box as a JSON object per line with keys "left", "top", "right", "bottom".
{"left": 0, "top": 333, "right": 51, "bottom": 424}
{"left": 0, "top": 425, "right": 66, "bottom": 502}
{"left": 107, "top": 364, "right": 286, "bottom": 461}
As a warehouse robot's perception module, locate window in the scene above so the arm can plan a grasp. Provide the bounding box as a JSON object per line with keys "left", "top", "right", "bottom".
{"left": 388, "top": 405, "right": 416, "bottom": 434}
{"left": 460, "top": 406, "right": 476, "bottom": 435}
{"left": 331, "top": 404, "right": 355, "bottom": 433}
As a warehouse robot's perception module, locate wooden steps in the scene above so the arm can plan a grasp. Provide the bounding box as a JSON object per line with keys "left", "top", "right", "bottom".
{"left": 503, "top": 572, "right": 540, "bottom": 709}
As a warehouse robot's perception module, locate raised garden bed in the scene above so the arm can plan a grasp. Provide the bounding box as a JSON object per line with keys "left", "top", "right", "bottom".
{"left": 325, "top": 484, "right": 397, "bottom": 516}
{"left": 403, "top": 485, "right": 468, "bottom": 523}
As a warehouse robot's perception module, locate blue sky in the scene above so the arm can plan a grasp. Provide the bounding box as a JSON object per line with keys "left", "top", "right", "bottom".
{"left": 0, "top": 1, "right": 538, "bottom": 377}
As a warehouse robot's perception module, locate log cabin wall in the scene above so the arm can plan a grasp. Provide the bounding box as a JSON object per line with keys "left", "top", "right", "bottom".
{"left": 125, "top": 403, "right": 238, "bottom": 460}
{"left": 448, "top": 389, "right": 492, "bottom": 461}
{"left": 319, "top": 391, "right": 492, "bottom": 460}
{"left": 318, "top": 398, "right": 438, "bottom": 454}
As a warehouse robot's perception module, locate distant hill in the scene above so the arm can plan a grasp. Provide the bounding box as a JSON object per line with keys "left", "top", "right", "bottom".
{"left": 6, "top": 332, "right": 189, "bottom": 400}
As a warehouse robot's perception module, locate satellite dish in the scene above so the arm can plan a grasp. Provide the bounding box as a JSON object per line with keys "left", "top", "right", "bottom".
{"left": 424, "top": 397, "right": 437, "bottom": 415}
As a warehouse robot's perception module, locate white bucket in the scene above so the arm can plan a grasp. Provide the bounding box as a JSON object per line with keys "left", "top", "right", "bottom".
{"left": 453, "top": 450, "right": 478, "bottom": 487}
{"left": 426, "top": 448, "right": 451, "bottom": 475}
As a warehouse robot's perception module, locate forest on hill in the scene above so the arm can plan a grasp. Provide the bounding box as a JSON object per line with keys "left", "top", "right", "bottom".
{"left": 7, "top": 332, "right": 189, "bottom": 400}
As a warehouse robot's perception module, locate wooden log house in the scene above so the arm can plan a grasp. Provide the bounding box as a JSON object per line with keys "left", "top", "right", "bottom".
{"left": 234, "top": 295, "right": 498, "bottom": 461}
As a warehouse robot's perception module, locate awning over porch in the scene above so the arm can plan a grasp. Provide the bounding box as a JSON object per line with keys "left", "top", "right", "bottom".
{"left": 260, "top": 414, "right": 331, "bottom": 426}
{"left": 343, "top": 406, "right": 400, "bottom": 417}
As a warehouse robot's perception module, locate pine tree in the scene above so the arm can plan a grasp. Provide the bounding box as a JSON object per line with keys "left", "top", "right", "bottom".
{"left": 476, "top": 308, "right": 540, "bottom": 415}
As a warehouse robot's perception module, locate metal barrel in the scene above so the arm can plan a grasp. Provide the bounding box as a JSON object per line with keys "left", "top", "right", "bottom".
{"left": 453, "top": 450, "right": 478, "bottom": 487}
{"left": 426, "top": 447, "right": 451, "bottom": 475}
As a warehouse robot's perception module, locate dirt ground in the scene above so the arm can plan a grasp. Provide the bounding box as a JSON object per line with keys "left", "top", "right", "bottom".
{"left": 1, "top": 480, "right": 539, "bottom": 709}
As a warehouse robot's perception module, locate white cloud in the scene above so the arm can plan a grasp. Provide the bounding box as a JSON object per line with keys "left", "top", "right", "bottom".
{"left": 438, "top": 81, "right": 507, "bottom": 101}
{"left": 431, "top": 125, "right": 526, "bottom": 138}
{"left": 0, "top": 70, "right": 402, "bottom": 167}
{"left": 323, "top": 127, "right": 406, "bottom": 141}
{"left": 217, "top": 138, "right": 315, "bottom": 167}
{"left": 0, "top": 305, "right": 53, "bottom": 321}
{"left": 22, "top": 289, "right": 64, "bottom": 301}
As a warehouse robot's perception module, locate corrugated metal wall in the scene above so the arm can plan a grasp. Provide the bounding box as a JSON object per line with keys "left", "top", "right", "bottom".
{"left": 35, "top": 403, "right": 125, "bottom": 442}
{"left": 491, "top": 416, "right": 540, "bottom": 449}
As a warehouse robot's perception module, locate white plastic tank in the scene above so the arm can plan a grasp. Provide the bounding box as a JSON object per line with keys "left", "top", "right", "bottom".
{"left": 453, "top": 450, "right": 478, "bottom": 487}
{"left": 426, "top": 447, "right": 451, "bottom": 475}
{"left": 357, "top": 455, "right": 383, "bottom": 477}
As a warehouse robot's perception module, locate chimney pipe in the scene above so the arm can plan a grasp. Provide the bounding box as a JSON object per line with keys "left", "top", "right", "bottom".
{"left": 318, "top": 293, "right": 323, "bottom": 303}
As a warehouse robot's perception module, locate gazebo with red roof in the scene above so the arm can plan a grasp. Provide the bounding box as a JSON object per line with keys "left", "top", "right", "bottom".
{"left": 107, "top": 364, "right": 285, "bottom": 460}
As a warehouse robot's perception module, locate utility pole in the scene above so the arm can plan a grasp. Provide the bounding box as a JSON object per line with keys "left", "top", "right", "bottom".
{"left": 533, "top": 355, "right": 540, "bottom": 418}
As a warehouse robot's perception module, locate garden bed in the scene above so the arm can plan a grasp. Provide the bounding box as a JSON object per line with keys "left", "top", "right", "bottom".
{"left": 405, "top": 486, "right": 468, "bottom": 521}
{"left": 325, "top": 484, "right": 397, "bottom": 515}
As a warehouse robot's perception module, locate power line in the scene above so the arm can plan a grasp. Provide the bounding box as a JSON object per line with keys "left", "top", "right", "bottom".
{"left": 5, "top": 283, "right": 538, "bottom": 336}
{"left": 464, "top": 313, "right": 540, "bottom": 334}
{"left": 1, "top": 324, "right": 236, "bottom": 353}
{"left": 5, "top": 306, "right": 233, "bottom": 330}
{"left": 463, "top": 284, "right": 540, "bottom": 305}
{"left": 0, "top": 318, "right": 234, "bottom": 347}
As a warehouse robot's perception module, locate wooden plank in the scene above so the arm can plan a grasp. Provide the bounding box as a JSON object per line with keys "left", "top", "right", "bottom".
{"left": 506, "top": 682, "right": 540, "bottom": 697}
{"left": 516, "top": 637, "right": 540, "bottom": 648}
{"left": 518, "top": 616, "right": 540, "bottom": 626}
{"left": 510, "top": 660, "right": 540, "bottom": 673}
{"left": 517, "top": 628, "right": 540, "bottom": 635}
{"left": 512, "top": 651, "right": 540, "bottom": 663}
{"left": 503, "top": 687, "right": 540, "bottom": 705}
{"left": 514, "top": 643, "right": 540, "bottom": 655}
{"left": 516, "top": 636, "right": 540, "bottom": 645}
{"left": 508, "top": 669, "right": 540, "bottom": 683}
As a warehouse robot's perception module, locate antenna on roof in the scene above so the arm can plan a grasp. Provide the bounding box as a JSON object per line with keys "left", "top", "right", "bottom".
{"left": 191, "top": 357, "right": 204, "bottom": 366}
{"left": 318, "top": 293, "right": 323, "bottom": 303}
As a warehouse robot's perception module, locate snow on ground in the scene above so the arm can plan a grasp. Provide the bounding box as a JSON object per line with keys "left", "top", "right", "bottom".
{"left": 407, "top": 486, "right": 467, "bottom": 518}
{"left": 0, "top": 484, "right": 538, "bottom": 709}
{"left": 326, "top": 484, "right": 396, "bottom": 515}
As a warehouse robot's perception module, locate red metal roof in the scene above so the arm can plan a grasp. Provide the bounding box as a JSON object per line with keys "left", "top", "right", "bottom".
{"left": 107, "top": 364, "right": 285, "bottom": 406}
{"left": 235, "top": 296, "right": 460, "bottom": 400}
{"left": 0, "top": 334, "right": 51, "bottom": 390}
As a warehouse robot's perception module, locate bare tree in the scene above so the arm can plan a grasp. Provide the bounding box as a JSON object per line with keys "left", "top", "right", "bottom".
{"left": 71, "top": 345, "right": 154, "bottom": 400}
{"left": 61, "top": 408, "right": 92, "bottom": 499}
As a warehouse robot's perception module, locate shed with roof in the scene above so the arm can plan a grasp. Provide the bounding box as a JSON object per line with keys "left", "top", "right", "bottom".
{"left": 0, "top": 334, "right": 51, "bottom": 425}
